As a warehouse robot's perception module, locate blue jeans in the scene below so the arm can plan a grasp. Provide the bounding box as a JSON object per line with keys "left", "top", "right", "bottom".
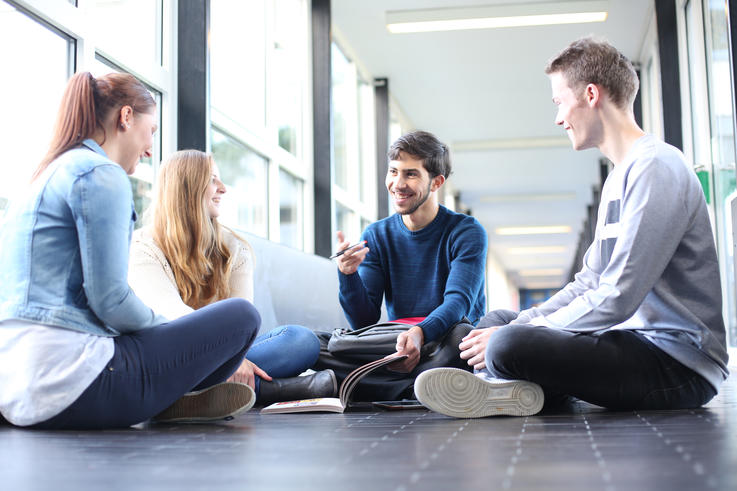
{"left": 31, "top": 298, "right": 260, "bottom": 430}
{"left": 247, "top": 325, "right": 320, "bottom": 394}
{"left": 479, "top": 309, "right": 716, "bottom": 410}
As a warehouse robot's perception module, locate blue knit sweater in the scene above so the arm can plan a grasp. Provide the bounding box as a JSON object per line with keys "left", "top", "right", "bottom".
{"left": 338, "top": 205, "right": 487, "bottom": 341}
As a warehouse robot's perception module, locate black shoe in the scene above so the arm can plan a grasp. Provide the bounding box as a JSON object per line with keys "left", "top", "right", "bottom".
{"left": 152, "top": 382, "right": 256, "bottom": 423}
{"left": 258, "top": 369, "right": 338, "bottom": 406}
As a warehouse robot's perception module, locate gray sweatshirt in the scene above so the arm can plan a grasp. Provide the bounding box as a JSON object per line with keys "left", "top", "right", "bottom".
{"left": 514, "top": 134, "right": 729, "bottom": 391}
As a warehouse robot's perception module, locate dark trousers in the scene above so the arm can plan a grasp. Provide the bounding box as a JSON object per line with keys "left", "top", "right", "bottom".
{"left": 480, "top": 309, "right": 716, "bottom": 410}
{"left": 31, "top": 298, "right": 260, "bottom": 429}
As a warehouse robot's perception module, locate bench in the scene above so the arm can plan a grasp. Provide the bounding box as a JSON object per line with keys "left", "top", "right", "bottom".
{"left": 244, "top": 233, "right": 355, "bottom": 334}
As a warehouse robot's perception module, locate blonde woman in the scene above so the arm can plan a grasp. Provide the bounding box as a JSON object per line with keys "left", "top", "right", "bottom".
{"left": 129, "top": 150, "right": 336, "bottom": 405}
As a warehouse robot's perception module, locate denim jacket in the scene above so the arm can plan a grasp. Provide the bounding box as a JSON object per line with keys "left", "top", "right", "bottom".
{"left": 0, "top": 139, "right": 166, "bottom": 336}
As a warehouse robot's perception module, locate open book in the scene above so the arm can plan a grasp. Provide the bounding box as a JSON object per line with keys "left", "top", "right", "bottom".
{"left": 260, "top": 354, "right": 409, "bottom": 414}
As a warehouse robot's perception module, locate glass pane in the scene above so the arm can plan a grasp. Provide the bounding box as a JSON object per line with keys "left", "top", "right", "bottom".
{"left": 335, "top": 203, "right": 355, "bottom": 247}
{"left": 89, "top": 0, "right": 162, "bottom": 67}
{"left": 0, "top": 2, "right": 72, "bottom": 211}
{"left": 279, "top": 170, "right": 304, "bottom": 249}
{"left": 703, "top": 0, "right": 737, "bottom": 347}
{"left": 211, "top": 128, "right": 269, "bottom": 237}
{"left": 272, "top": 0, "right": 304, "bottom": 156}
{"left": 331, "top": 43, "right": 357, "bottom": 191}
{"left": 685, "top": 0, "right": 710, "bottom": 168}
{"left": 89, "top": 57, "right": 162, "bottom": 226}
{"left": 211, "top": 0, "right": 266, "bottom": 133}
{"left": 357, "top": 77, "right": 373, "bottom": 202}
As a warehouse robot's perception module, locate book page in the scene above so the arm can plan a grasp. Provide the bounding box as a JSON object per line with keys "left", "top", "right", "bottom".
{"left": 339, "top": 354, "right": 409, "bottom": 406}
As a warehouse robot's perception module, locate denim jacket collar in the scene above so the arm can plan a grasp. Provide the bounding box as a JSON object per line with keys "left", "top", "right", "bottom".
{"left": 81, "top": 138, "right": 108, "bottom": 158}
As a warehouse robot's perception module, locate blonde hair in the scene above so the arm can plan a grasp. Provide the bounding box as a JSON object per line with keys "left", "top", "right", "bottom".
{"left": 151, "top": 150, "right": 233, "bottom": 309}
{"left": 545, "top": 37, "right": 639, "bottom": 110}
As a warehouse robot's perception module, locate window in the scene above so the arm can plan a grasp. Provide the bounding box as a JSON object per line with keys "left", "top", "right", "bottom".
{"left": 0, "top": 0, "right": 175, "bottom": 225}
{"left": 210, "top": 0, "right": 267, "bottom": 136}
{"left": 272, "top": 0, "right": 306, "bottom": 156}
{"left": 330, "top": 41, "right": 377, "bottom": 249}
{"left": 279, "top": 169, "right": 304, "bottom": 249}
{"left": 701, "top": 0, "right": 737, "bottom": 347}
{"left": 684, "top": 0, "right": 711, "bottom": 173}
{"left": 89, "top": 0, "right": 163, "bottom": 68}
{"left": 211, "top": 128, "right": 269, "bottom": 238}
{"left": 332, "top": 43, "right": 355, "bottom": 192}
{"left": 680, "top": 0, "right": 737, "bottom": 347}
{"left": 0, "top": 2, "right": 73, "bottom": 211}
{"left": 209, "top": 0, "right": 310, "bottom": 250}
{"left": 638, "top": 15, "right": 664, "bottom": 139}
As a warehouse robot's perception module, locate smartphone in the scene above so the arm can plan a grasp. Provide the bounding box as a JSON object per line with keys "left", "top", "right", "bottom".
{"left": 372, "top": 400, "right": 425, "bottom": 410}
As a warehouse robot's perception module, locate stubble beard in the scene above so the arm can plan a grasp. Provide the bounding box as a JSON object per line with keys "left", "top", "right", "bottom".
{"left": 394, "top": 181, "right": 432, "bottom": 216}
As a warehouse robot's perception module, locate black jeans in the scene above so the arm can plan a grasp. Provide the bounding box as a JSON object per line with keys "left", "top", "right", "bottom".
{"left": 479, "top": 309, "right": 716, "bottom": 410}
{"left": 30, "top": 298, "right": 260, "bottom": 429}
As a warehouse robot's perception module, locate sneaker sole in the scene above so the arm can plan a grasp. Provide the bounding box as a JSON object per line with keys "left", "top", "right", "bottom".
{"left": 415, "top": 368, "right": 544, "bottom": 418}
{"left": 154, "top": 382, "right": 256, "bottom": 423}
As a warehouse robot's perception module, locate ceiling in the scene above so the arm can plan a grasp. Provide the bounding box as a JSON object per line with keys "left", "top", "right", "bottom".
{"left": 332, "top": 0, "right": 654, "bottom": 290}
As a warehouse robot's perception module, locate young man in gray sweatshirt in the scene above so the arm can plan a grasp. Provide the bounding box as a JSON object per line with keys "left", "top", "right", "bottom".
{"left": 415, "top": 37, "right": 730, "bottom": 418}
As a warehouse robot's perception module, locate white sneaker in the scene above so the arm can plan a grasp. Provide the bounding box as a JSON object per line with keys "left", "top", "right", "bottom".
{"left": 152, "top": 382, "right": 256, "bottom": 423}
{"left": 415, "top": 368, "right": 544, "bottom": 418}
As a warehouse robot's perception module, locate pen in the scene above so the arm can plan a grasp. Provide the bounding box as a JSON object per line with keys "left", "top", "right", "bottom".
{"left": 329, "top": 242, "right": 365, "bottom": 259}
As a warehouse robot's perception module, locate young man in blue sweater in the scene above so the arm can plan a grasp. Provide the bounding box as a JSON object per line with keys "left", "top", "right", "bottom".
{"left": 415, "top": 38, "right": 729, "bottom": 418}
{"left": 326, "top": 130, "right": 487, "bottom": 399}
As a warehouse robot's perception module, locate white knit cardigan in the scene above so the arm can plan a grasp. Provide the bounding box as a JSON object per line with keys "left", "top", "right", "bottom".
{"left": 128, "top": 227, "right": 255, "bottom": 320}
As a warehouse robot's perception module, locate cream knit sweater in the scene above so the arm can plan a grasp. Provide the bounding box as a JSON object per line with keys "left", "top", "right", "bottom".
{"left": 128, "top": 227, "right": 255, "bottom": 320}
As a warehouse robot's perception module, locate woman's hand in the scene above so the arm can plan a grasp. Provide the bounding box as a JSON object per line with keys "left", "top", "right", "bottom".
{"left": 227, "top": 359, "right": 272, "bottom": 389}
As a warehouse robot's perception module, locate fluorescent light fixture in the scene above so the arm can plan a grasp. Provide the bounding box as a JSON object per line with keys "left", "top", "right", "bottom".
{"left": 508, "top": 246, "right": 567, "bottom": 255}
{"left": 496, "top": 225, "right": 572, "bottom": 235}
{"left": 519, "top": 268, "right": 565, "bottom": 277}
{"left": 387, "top": 1, "right": 608, "bottom": 34}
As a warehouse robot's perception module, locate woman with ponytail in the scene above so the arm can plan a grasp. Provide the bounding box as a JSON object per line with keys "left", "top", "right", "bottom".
{"left": 0, "top": 72, "right": 260, "bottom": 429}
{"left": 128, "top": 150, "right": 336, "bottom": 406}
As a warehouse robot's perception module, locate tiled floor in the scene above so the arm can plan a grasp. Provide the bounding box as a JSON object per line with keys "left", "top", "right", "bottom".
{"left": 2, "top": 370, "right": 736, "bottom": 490}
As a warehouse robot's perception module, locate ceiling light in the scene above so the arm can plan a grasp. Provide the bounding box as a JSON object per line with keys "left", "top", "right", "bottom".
{"left": 508, "top": 246, "right": 567, "bottom": 255}
{"left": 387, "top": 1, "right": 608, "bottom": 34}
{"left": 518, "top": 268, "right": 565, "bottom": 277}
{"left": 496, "top": 225, "right": 572, "bottom": 235}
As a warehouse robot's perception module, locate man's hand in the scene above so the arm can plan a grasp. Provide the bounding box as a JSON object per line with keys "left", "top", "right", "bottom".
{"left": 227, "top": 359, "right": 272, "bottom": 389}
{"left": 387, "top": 326, "right": 424, "bottom": 372}
{"left": 335, "top": 231, "right": 369, "bottom": 275}
{"left": 459, "top": 327, "right": 499, "bottom": 371}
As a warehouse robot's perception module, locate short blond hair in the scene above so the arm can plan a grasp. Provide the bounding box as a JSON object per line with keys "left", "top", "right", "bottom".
{"left": 545, "top": 37, "right": 639, "bottom": 109}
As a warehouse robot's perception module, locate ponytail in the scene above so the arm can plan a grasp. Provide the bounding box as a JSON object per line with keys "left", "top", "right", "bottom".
{"left": 32, "top": 71, "right": 155, "bottom": 181}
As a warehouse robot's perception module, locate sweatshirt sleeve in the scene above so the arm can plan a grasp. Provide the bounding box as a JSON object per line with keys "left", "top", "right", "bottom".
{"left": 73, "top": 166, "right": 167, "bottom": 332}
{"left": 228, "top": 236, "right": 255, "bottom": 304}
{"left": 338, "top": 229, "right": 385, "bottom": 329}
{"left": 527, "top": 157, "right": 694, "bottom": 332}
{"left": 512, "top": 247, "right": 600, "bottom": 324}
{"left": 418, "top": 219, "right": 488, "bottom": 341}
